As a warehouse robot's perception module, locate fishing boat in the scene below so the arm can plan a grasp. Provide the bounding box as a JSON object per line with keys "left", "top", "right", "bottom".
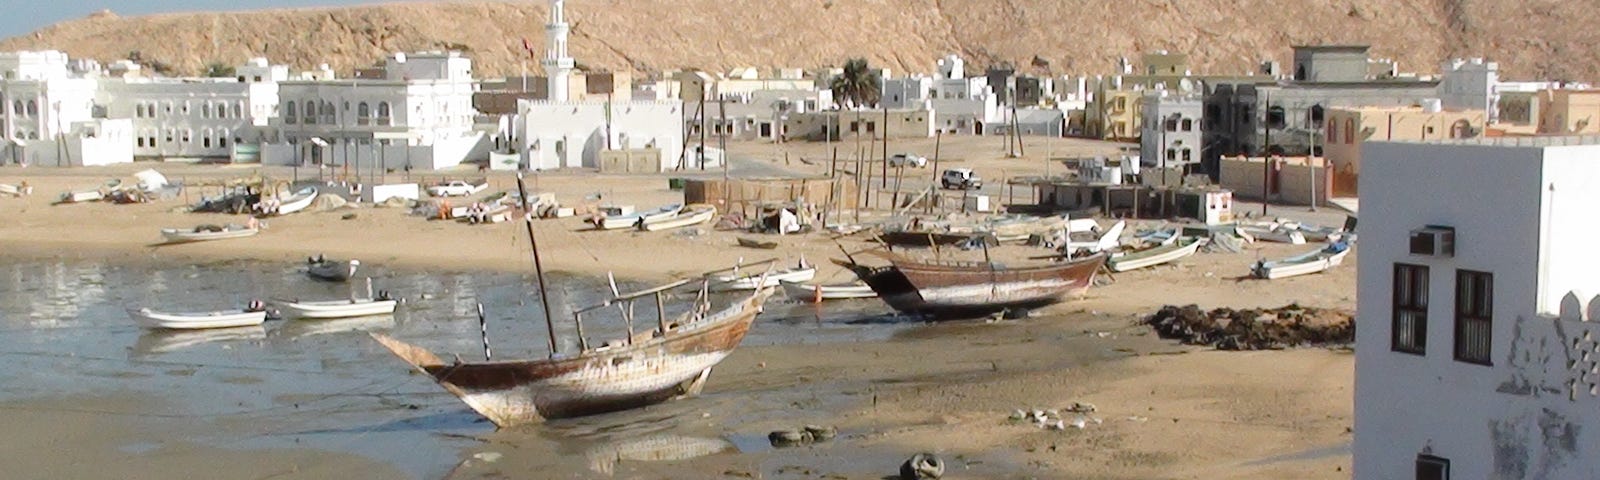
{"left": 1294, "top": 223, "right": 1347, "bottom": 243}
{"left": 1107, "top": 237, "right": 1207, "bottom": 272}
{"left": 54, "top": 189, "right": 103, "bottom": 205}
{"left": 876, "top": 231, "right": 997, "bottom": 249}
{"left": 307, "top": 256, "right": 359, "bottom": 282}
{"left": 1251, "top": 241, "right": 1353, "bottom": 280}
{"left": 268, "top": 187, "right": 318, "bottom": 216}
{"left": 274, "top": 297, "right": 397, "bottom": 319}
{"left": 843, "top": 252, "right": 1107, "bottom": 319}
{"left": 371, "top": 172, "right": 773, "bottom": 427}
{"left": 780, "top": 280, "right": 877, "bottom": 302}
{"left": 640, "top": 204, "right": 716, "bottom": 232}
{"left": 594, "top": 204, "right": 681, "bottom": 230}
{"left": 1063, "top": 220, "right": 1126, "bottom": 255}
{"left": 160, "top": 224, "right": 260, "bottom": 243}
{"left": 127, "top": 303, "right": 270, "bottom": 330}
{"left": 1238, "top": 223, "right": 1307, "bottom": 245}
{"left": 711, "top": 257, "right": 815, "bottom": 291}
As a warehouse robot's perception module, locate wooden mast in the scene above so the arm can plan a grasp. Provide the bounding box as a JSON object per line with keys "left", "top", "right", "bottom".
{"left": 516, "top": 172, "right": 560, "bottom": 356}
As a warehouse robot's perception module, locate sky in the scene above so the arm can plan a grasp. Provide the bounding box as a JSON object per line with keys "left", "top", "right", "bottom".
{"left": 1, "top": 1, "right": 404, "bottom": 39}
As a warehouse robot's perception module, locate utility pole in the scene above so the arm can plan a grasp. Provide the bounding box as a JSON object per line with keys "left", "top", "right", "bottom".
{"left": 1260, "top": 92, "right": 1271, "bottom": 217}
{"left": 881, "top": 102, "right": 889, "bottom": 189}
{"left": 698, "top": 89, "right": 707, "bottom": 171}
{"left": 1309, "top": 110, "right": 1319, "bottom": 212}
{"left": 928, "top": 130, "right": 941, "bottom": 214}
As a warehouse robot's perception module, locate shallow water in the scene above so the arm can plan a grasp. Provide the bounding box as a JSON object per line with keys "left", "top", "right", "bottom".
{"left": 0, "top": 259, "right": 903, "bottom": 478}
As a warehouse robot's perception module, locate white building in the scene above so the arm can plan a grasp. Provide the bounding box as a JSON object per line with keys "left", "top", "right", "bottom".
{"left": 894, "top": 55, "right": 1002, "bottom": 135}
{"left": 1139, "top": 90, "right": 1203, "bottom": 168}
{"left": 1355, "top": 136, "right": 1600, "bottom": 480}
{"left": 0, "top": 51, "right": 132, "bottom": 166}
{"left": 97, "top": 58, "right": 285, "bottom": 160}
{"left": 261, "top": 51, "right": 484, "bottom": 171}
{"left": 514, "top": 0, "right": 685, "bottom": 171}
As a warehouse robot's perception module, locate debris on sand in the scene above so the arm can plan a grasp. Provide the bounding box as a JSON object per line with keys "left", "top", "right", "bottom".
{"left": 900, "top": 453, "right": 945, "bottom": 479}
{"left": 768, "top": 425, "right": 839, "bottom": 448}
{"left": 1145, "top": 304, "right": 1354, "bottom": 350}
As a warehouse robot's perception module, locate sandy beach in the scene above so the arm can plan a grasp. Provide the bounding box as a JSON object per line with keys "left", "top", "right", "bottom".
{"left": 0, "top": 136, "right": 1358, "bottom": 479}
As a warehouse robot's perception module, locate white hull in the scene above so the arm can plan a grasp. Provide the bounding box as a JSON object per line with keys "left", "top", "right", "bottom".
{"left": 1108, "top": 237, "right": 1206, "bottom": 272}
{"left": 58, "top": 190, "right": 102, "bottom": 203}
{"left": 1253, "top": 244, "right": 1352, "bottom": 280}
{"left": 1066, "top": 220, "right": 1126, "bottom": 253}
{"left": 640, "top": 207, "right": 715, "bottom": 232}
{"left": 275, "top": 299, "right": 398, "bottom": 319}
{"left": 161, "top": 226, "right": 259, "bottom": 243}
{"left": 597, "top": 204, "right": 681, "bottom": 230}
{"left": 273, "top": 188, "right": 318, "bottom": 216}
{"left": 1239, "top": 225, "right": 1307, "bottom": 245}
{"left": 714, "top": 268, "right": 816, "bottom": 291}
{"left": 128, "top": 308, "right": 267, "bottom": 330}
{"left": 780, "top": 281, "right": 877, "bottom": 301}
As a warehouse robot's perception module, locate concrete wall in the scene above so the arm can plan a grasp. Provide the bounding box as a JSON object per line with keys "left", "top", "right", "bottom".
{"left": 1324, "top": 107, "right": 1488, "bottom": 176}
{"left": 1217, "top": 156, "right": 1330, "bottom": 206}
{"left": 1354, "top": 140, "right": 1600, "bottom": 480}
{"left": 1536, "top": 90, "right": 1600, "bottom": 135}
{"left": 784, "top": 109, "right": 934, "bottom": 140}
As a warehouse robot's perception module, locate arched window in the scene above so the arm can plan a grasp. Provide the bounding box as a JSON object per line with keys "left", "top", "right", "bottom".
{"left": 357, "top": 102, "right": 370, "bottom": 125}
{"left": 201, "top": 103, "right": 211, "bottom": 119}
{"left": 377, "top": 102, "right": 392, "bottom": 125}
{"left": 303, "top": 101, "right": 316, "bottom": 124}
{"left": 1266, "top": 106, "right": 1286, "bottom": 129}
{"left": 1344, "top": 119, "right": 1355, "bottom": 144}
{"left": 26, "top": 100, "right": 37, "bottom": 116}
{"left": 1329, "top": 117, "right": 1339, "bottom": 141}
{"left": 11, "top": 100, "right": 21, "bottom": 116}
{"left": 233, "top": 102, "right": 244, "bottom": 119}
{"left": 322, "top": 101, "right": 335, "bottom": 124}
{"left": 1309, "top": 105, "right": 1325, "bottom": 127}
{"left": 1451, "top": 119, "right": 1473, "bottom": 139}
{"left": 1180, "top": 119, "right": 1193, "bottom": 131}
{"left": 285, "top": 101, "right": 297, "bottom": 124}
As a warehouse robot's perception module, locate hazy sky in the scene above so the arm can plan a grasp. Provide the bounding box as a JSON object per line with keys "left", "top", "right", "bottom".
{"left": 2, "top": 1, "right": 404, "bottom": 39}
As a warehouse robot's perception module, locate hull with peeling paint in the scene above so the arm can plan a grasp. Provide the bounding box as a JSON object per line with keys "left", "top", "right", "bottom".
{"left": 371, "top": 290, "right": 770, "bottom": 427}
{"left": 847, "top": 253, "right": 1106, "bottom": 319}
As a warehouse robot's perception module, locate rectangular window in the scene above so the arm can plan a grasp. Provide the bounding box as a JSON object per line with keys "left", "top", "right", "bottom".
{"left": 1455, "top": 270, "right": 1493, "bottom": 365}
{"left": 1393, "top": 263, "right": 1430, "bottom": 355}
{"left": 1416, "top": 455, "right": 1449, "bottom": 480}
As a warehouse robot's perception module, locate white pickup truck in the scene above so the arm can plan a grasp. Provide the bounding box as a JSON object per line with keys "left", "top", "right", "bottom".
{"left": 427, "top": 180, "right": 488, "bottom": 197}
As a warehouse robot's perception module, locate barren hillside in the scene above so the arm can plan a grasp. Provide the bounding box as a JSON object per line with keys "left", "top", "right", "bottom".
{"left": 2, "top": 0, "right": 1594, "bottom": 81}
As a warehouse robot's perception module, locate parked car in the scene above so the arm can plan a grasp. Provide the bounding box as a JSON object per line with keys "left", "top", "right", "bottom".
{"left": 940, "top": 168, "right": 982, "bottom": 190}
{"left": 427, "top": 180, "right": 488, "bottom": 197}
{"left": 889, "top": 153, "right": 928, "bottom": 168}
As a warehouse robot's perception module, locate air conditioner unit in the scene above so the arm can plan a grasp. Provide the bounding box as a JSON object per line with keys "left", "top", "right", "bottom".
{"left": 1410, "top": 226, "right": 1455, "bottom": 257}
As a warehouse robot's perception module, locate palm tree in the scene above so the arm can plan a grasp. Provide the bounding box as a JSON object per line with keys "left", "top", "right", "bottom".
{"left": 830, "top": 58, "right": 882, "bottom": 109}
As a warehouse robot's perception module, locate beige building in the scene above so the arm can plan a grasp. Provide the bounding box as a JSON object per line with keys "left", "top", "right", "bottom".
{"left": 1323, "top": 106, "right": 1487, "bottom": 195}
{"left": 1535, "top": 89, "right": 1600, "bottom": 135}
{"left": 1217, "top": 155, "right": 1331, "bottom": 207}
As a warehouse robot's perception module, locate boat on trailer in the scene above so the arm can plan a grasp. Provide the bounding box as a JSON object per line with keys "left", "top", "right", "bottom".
{"left": 1251, "top": 241, "right": 1353, "bottom": 280}
{"left": 371, "top": 172, "right": 772, "bottom": 427}
{"left": 843, "top": 251, "right": 1107, "bottom": 319}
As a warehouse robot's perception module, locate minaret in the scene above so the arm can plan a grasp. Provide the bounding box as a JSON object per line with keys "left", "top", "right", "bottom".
{"left": 543, "top": 0, "right": 575, "bottom": 102}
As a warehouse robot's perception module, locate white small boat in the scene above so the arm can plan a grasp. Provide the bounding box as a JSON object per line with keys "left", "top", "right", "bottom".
{"left": 1065, "top": 220, "right": 1126, "bottom": 254}
{"left": 1295, "top": 224, "right": 1347, "bottom": 243}
{"left": 713, "top": 258, "right": 816, "bottom": 291}
{"left": 594, "top": 204, "right": 680, "bottom": 230}
{"left": 780, "top": 280, "right": 877, "bottom": 302}
{"left": 1238, "top": 223, "right": 1307, "bottom": 245}
{"left": 273, "top": 298, "right": 398, "bottom": 319}
{"left": 0, "top": 184, "right": 18, "bottom": 196}
{"left": 128, "top": 307, "right": 269, "bottom": 330}
{"left": 270, "top": 187, "right": 319, "bottom": 216}
{"left": 1107, "top": 237, "right": 1207, "bottom": 272}
{"left": 640, "top": 205, "right": 716, "bottom": 232}
{"left": 161, "top": 224, "right": 260, "bottom": 243}
{"left": 56, "top": 189, "right": 103, "bottom": 204}
{"left": 1252, "top": 241, "right": 1353, "bottom": 280}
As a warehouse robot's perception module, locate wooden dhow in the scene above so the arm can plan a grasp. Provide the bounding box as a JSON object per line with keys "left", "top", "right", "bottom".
{"left": 843, "top": 251, "right": 1106, "bottom": 319}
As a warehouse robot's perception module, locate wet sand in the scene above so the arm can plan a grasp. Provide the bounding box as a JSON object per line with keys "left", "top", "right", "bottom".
{"left": 0, "top": 138, "right": 1358, "bottom": 479}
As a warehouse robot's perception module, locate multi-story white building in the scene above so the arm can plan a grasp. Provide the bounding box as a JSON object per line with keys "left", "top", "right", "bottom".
{"left": 1355, "top": 136, "right": 1600, "bottom": 480}
{"left": 0, "top": 50, "right": 131, "bottom": 166}
{"left": 883, "top": 55, "right": 1002, "bottom": 135}
{"left": 97, "top": 58, "right": 286, "bottom": 160}
{"left": 261, "top": 51, "right": 484, "bottom": 171}
{"left": 1139, "top": 90, "right": 1204, "bottom": 169}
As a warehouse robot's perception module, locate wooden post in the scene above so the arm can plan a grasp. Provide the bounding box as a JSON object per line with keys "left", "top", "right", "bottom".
{"left": 881, "top": 103, "right": 890, "bottom": 189}
{"left": 477, "top": 303, "right": 491, "bottom": 361}
{"left": 655, "top": 291, "right": 668, "bottom": 335}
{"left": 572, "top": 312, "right": 589, "bottom": 351}
{"left": 892, "top": 163, "right": 904, "bottom": 209}
{"left": 928, "top": 130, "right": 942, "bottom": 214}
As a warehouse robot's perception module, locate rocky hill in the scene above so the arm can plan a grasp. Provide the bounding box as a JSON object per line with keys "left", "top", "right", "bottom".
{"left": 2, "top": 0, "right": 1594, "bottom": 81}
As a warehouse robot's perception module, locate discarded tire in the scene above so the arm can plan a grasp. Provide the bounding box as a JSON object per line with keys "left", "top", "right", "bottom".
{"left": 900, "top": 453, "right": 945, "bottom": 480}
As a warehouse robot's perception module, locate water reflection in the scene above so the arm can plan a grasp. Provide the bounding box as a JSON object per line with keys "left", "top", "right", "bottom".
{"left": 132, "top": 326, "right": 267, "bottom": 356}
{"left": 582, "top": 434, "right": 735, "bottom": 475}
{"left": 269, "top": 315, "right": 396, "bottom": 340}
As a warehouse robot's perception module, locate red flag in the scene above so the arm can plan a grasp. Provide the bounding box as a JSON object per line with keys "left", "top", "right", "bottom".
{"left": 521, "top": 38, "right": 533, "bottom": 54}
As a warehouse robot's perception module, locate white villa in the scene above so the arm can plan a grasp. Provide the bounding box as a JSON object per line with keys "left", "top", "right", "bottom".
{"left": 514, "top": 0, "right": 685, "bottom": 172}
{"left": 261, "top": 51, "right": 485, "bottom": 171}
{"left": 0, "top": 51, "right": 132, "bottom": 167}
{"left": 98, "top": 58, "right": 286, "bottom": 161}
{"left": 882, "top": 55, "right": 1002, "bottom": 135}
{"left": 1355, "top": 136, "right": 1600, "bottom": 480}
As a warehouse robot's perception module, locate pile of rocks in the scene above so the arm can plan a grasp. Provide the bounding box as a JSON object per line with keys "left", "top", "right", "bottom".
{"left": 1145, "top": 304, "right": 1354, "bottom": 351}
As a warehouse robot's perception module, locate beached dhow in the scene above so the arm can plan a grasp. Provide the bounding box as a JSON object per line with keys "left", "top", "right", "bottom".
{"left": 843, "top": 251, "right": 1106, "bottom": 319}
